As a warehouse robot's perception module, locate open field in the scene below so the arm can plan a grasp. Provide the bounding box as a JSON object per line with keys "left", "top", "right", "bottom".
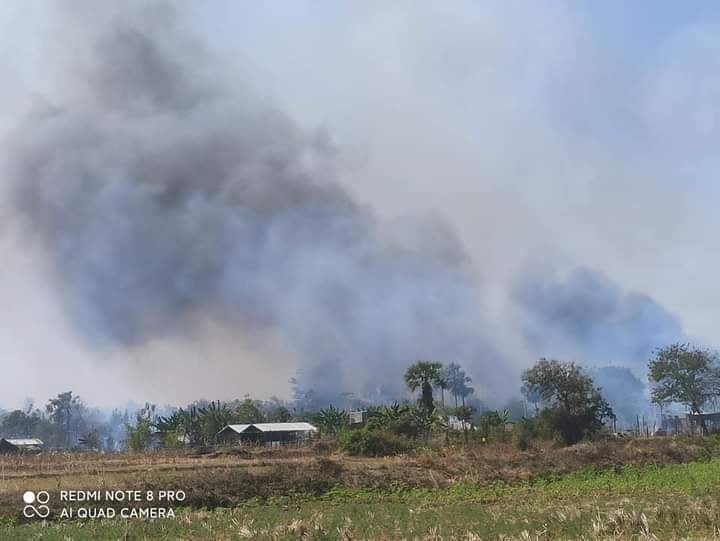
{"left": 3, "top": 438, "right": 720, "bottom": 539}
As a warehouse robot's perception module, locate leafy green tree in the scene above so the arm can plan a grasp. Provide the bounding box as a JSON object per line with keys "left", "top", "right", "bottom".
{"left": 124, "top": 403, "right": 159, "bottom": 451}
{"left": 405, "top": 361, "right": 443, "bottom": 412}
{"left": 522, "top": 359, "right": 614, "bottom": 445}
{"left": 267, "top": 405, "right": 293, "bottom": 422}
{"left": 648, "top": 343, "right": 719, "bottom": 412}
{"left": 125, "top": 416, "right": 153, "bottom": 451}
{"left": 0, "top": 409, "right": 40, "bottom": 437}
{"left": 235, "top": 399, "right": 265, "bottom": 423}
{"left": 648, "top": 343, "right": 720, "bottom": 433}
{"left": 46, "top": 391, "right": 86, "bottom": 447}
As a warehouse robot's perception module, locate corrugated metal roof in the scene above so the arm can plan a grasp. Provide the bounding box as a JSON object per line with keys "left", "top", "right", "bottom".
{"left": 252, "top": 423, "right": 317, "bottom": 432}
{"left": 3, "top": 438, "right": 44, "bottom": 446}
{"left": 217, "top": 422, "right": 317, "bottom": 435}
{"left": 221, "top": 424, "right": 251, "bottom": 434}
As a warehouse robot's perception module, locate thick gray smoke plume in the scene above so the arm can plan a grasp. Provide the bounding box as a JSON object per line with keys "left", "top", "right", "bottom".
{"left": 590, "top": 366, "right": 652, "bottom": 428}
{"left": 513, "top": 267, "right": 683, "bottom": 369}
{"left": 4, "top": 5, "right": 505, "bottom": 401}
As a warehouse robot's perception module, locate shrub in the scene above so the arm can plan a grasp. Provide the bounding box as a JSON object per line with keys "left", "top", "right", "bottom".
{"left": 339, "top": 428, "right": 414, "bottom": 457}
{"left": 315, "top": 457, "right": 343, "bottom": 477}
{"left": 161, "top": 431, "right": 185, "bottom": 449}
{"left": 311, "top": 440, "right": 335, "bottom": 455}
{"left": 366, "top": 404, "right": 424, "bottom": 438}
{"left": 511, "top": 418, "right": 536, "bottom": 450}
{"left": 535, "top": 407, "right": 610, "bottom": 446}
{"left": 476, "top": 410, "right": 509, "bottom": 443}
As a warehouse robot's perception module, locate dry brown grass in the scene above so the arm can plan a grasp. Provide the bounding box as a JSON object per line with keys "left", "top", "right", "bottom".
{"left": 0, "top": 436, "right": 717, "bottom": 518}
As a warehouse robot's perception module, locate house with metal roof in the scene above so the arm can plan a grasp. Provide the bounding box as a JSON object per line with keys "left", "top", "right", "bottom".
{"left": 0, "top": 438, "right": 44, "bottom": 454}
{"left": 217, "top": 422, "right": 317, "bottom": 445}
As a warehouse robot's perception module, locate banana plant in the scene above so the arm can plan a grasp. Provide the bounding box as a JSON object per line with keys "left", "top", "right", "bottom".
{"left": 316, "top": 405, "right": 347, "bottom": 436}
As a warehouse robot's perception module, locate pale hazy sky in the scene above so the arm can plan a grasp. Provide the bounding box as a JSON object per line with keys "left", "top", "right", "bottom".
{"left": 1, "top": 2, "right": 719, "bottom": 408}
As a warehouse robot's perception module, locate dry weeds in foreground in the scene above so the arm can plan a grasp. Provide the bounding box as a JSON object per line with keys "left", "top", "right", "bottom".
{"left": 178, "top": 505, "right": 720, "bottom": 541}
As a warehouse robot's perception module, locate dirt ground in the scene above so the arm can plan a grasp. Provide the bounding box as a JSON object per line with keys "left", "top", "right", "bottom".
{"left": 0, "top": 436, "right": 717, "bottom": 518}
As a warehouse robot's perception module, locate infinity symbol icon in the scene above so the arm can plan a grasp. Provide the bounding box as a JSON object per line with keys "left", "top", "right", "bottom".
{"left": 22, "top": 491, "right": 50, "bottom": 518}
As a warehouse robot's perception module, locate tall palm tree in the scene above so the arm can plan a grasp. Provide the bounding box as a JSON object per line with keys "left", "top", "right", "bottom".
{"left": 435, "top": 371, "right": 449, "bottom": 408}
{"left": 404, "top": 361, "right": 443, "bottom": 413}
{"left": 446, "top": 362, "right": 474, "bottom": 407}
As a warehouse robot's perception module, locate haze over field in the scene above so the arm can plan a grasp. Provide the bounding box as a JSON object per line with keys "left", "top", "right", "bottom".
{"left": 0, "top": 1, "right": 716, "bottom": 408}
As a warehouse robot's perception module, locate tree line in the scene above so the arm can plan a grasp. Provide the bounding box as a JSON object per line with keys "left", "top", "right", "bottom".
{"left": 2, "top": 341, "right": 718, "bottom": 451}
{"left": 345, "top": 341, "right": 720, "bottom": 450}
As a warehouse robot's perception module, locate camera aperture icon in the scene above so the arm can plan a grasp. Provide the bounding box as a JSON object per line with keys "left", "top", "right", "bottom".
{"left": 22, "top": 490, "right": 50, "bottom": 518}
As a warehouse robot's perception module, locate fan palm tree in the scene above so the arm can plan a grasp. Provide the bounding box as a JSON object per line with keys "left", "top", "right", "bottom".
{"left": 445, "top": 363, "right": 474, "bottom": 407}
{"left": 435, "top": 371, "right": 449, "bottom": 408}
{"left": 404, "top": 361, "right": 443, "bottom": 413}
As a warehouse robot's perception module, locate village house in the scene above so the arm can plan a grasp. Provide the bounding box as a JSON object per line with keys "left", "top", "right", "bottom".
{"left": 447, "top": 415, "right": 473, "bottom": 431}
{"left": 217, "top": 422, "right": 317, "bottom": 445}
{"left": 0, "top": 438, "right": 44, "bottom": 454}
{"left": 348, "top": 410, "right": 368, "bottom": 426}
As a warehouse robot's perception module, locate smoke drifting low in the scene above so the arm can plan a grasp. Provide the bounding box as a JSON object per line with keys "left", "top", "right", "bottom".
{"left": 4, "top": 5, "right": 505, "bottom": 401}
{"left": 513, "top": 267, "right": 684, "bottom": 369}
{"left": 591, "top": 366, "right": 651, "bottom": 426}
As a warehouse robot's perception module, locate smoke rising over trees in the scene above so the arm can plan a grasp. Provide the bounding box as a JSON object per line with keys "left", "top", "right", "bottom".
{"left": 0, "top": 3, "right": 694, "bottom": 407}
{"left": 513, "top": 267, "right": 684, "bottom": 371}
{"left": 590, "top": 366, "right": 650, "bottom": 427}
{"left": 4, "top": 3, "right": 507, "bottom": 402}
